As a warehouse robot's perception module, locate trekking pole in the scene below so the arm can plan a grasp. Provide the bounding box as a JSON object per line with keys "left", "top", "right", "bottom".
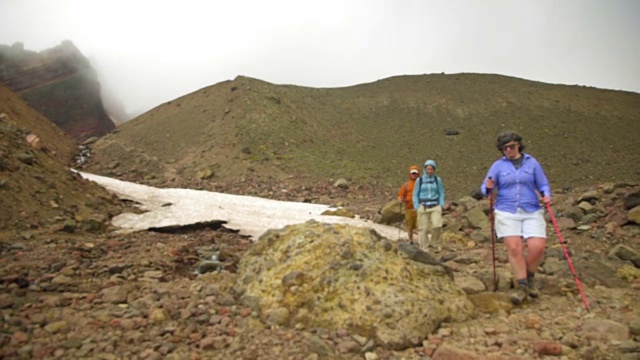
{"left": 398, "top": 198, "right": 403, "bottom": 241}
{"left": 545, "top": 202, "right": 590, "bottom": 312}
{"left": 488, "top": 178, "right": 497, "bottom": 292}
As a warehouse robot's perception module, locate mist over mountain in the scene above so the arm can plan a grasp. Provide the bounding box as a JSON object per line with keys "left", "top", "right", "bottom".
{"left": 0, "top": 41, "right": 115, "bottom": 141}
{"left": 98, "top": 79, "right": 142, "bottom": 125}
{"left": 83, "top": 73, "right": 640, "bottom": 203}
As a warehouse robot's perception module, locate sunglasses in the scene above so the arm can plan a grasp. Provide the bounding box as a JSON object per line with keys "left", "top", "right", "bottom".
{"left": 502, "top": 143, "right": 518, "bottom": 151}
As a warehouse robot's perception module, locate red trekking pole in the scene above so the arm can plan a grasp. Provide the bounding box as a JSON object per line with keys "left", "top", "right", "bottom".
{"left": 545, "top": 202, "right": 590, "bottom": 311}
{"left": 488, "top": 178, "right": 497, "bottom": 292}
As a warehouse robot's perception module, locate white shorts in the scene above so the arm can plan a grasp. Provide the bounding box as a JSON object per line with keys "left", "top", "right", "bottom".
{"left": 494, "top": 208, "right": 546, "bottom": 239}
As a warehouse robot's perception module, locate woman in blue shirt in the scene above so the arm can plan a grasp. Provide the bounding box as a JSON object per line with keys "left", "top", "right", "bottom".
{"left": 481, "top": 131, "right": 552, "bottom": 305}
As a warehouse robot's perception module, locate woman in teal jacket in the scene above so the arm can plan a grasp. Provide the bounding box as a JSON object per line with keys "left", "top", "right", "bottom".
{"left": 412, "top": 159, "right": 445, "bottom": 250}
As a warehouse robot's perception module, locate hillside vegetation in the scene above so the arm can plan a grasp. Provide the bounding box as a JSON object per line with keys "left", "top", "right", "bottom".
{"left": 0, "top": 83, "right": 122, "bottom": 232}
{"left": 84, "top": 73, "right": 640, "bottom": 203}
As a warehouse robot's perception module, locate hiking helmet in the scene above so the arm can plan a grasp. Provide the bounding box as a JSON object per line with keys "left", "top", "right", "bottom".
{"left": 424, "top": 159, "right": 436, "bottom": 170}
{"left": 496, "top": 130, "right": 526, "bottom": 152}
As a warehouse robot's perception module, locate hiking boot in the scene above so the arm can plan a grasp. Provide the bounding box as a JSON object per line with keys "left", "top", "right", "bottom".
{"left": 510, "top": 285, "right": 529, "bottom": 305}
{"left": 527, "top": 274, "right": 540, "bottom": 298}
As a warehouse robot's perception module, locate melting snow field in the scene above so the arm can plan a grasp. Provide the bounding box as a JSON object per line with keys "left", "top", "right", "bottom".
{"left": 78, "top": 171, "right": 404, "bottom": 241}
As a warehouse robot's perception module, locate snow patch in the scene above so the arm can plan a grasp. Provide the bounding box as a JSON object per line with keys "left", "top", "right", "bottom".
{"left": 77, "top": 171, "right": 404, "bottom": 241}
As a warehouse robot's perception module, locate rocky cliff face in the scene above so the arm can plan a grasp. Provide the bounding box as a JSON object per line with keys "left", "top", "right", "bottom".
{"left": 0, "top": 41, "right": 115, "bottom": 142}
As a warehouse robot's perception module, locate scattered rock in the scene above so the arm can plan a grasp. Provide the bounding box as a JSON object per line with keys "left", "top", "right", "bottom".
{"left": 333, "top": 178, "right": 349, "bottom": 189}
{"left": 0, "top": 176, "right": 638, "bottom": 359}
{"left": 609, "top": 244, "right": 640, "bottom": 268}
{"left": 0, "top": 293, "right": 14, "bottom": 308}
{"left": 378, "top": 199, "right": 404, "bottom": 225}
{"left": 15, "top": 153, "right": 35, "bottom": 165}
{"left": 533, "top": 340, "right": 563, "bottom": 355}
{"left": 629, "top": 206, "right": 640, "bottom": 225}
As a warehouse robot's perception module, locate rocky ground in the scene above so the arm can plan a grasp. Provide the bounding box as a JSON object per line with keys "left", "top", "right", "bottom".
{"left": 3, "top": 58, "right": 640, "bottom": 359}
{"left": 1, "top": 180, "right": 639, "bottom": 360}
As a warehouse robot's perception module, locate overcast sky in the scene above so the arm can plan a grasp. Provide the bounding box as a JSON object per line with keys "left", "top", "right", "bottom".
{"left": 1, "top": 0, "right": 639, "bottom": 114}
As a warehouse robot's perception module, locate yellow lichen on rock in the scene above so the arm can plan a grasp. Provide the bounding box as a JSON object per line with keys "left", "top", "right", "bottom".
{"left": 617, "top": 265, "right": 640, "bottom": 282}
{"left": 236, "top": 220, "right": 474, "bottom": 350}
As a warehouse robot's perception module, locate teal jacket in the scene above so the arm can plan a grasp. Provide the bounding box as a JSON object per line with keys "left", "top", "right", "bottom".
{"left": 413, "top": 175, "right": 445, "bottom": 209}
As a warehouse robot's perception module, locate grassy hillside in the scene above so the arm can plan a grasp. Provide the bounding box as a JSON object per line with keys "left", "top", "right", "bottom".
{"left": 0, "top": 83, "right": 77, "bottom": 162}
{"left": 0, "top": 83, "right": 122, "bottom": 232}
{"left": 84, "top": 73, "right": 640, "bottom": 202}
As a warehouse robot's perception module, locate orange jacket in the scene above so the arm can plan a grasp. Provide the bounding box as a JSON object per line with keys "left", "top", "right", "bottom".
{"left": 397, "top": 165, "right": 420, "bottom": 209}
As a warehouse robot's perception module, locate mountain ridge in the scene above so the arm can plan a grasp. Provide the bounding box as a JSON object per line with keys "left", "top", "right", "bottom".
{"left": 83, "top": 73, "right": 640, "bottom": 206}
{"left": 0, "top": 41, "right": 116, "bottom": 141}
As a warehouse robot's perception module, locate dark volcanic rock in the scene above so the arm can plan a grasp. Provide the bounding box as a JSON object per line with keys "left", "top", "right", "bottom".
{"left": 0, "top": 41, "right": 115, "bottom": 141}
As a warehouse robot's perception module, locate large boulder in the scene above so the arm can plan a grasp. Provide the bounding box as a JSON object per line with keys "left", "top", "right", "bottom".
{"left": 378, "top": 199, "right": 404, "bottom": 225}
{"left": 236, "top": 220, "right": 474, "bottom": 350}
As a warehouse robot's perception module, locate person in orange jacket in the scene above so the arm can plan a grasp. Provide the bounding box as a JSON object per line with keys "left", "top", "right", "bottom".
{"left": 397, "top": 165, "right": 420, "bottom": 244}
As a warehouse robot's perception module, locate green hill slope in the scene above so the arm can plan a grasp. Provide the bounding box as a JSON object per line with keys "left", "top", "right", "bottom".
{"left": 84, "top": 73, "right": 640, "bottom": 201}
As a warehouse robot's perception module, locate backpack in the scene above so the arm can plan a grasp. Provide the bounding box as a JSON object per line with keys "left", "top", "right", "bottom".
{"left": 417, "top": 176, "right": 443, "bottom": 197}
